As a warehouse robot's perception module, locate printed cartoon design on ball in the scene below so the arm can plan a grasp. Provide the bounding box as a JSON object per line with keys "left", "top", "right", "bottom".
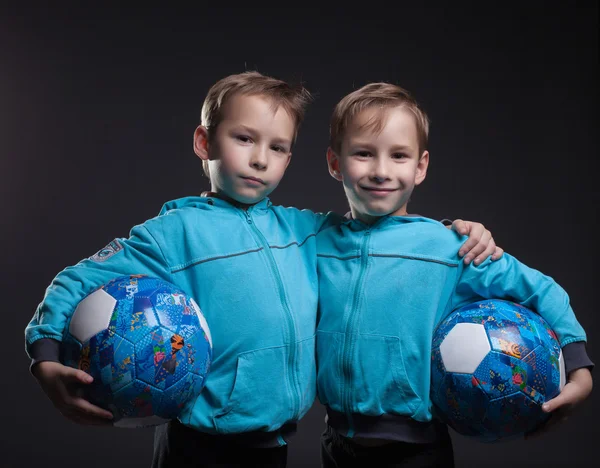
{"left": 61, "top": 275, "right": 213, "bottom": 428}
{"left": 431, "top": 299, "right": 565, "bottom": 442}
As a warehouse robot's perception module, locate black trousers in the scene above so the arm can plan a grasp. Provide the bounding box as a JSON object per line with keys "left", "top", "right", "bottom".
{"left": 152, "top": 420, "right": 288, "bottom": 468}
{"left": 320, "top": 426, "right": 455, "bottom": 468}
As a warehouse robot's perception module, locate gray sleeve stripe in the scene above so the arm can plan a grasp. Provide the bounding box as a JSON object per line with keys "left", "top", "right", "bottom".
{"left": 171, "top": 247, "right": 264, "bottom": 273}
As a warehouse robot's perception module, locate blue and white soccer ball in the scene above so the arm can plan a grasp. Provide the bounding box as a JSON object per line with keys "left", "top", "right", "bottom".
{"left": 61, "top": 275, "right": 212, "bottom": 428}
{"left": 431, "top": 299, "right": 565, "bottom": 442}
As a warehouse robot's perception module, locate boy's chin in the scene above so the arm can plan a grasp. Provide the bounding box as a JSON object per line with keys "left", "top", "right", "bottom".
{"left": 353, "top": 205, "right": 407, "bottom": 223}
{"left": 226, "top": 190, "right": 269, "bottom": 206}
{"left": 363, "top": 200, "right": 409, "bottom": 217}
{"left": 362, "top": 205, "right": 398, "bottom": 218}
{"left": 352, "top": 208, "right": 390, "bottom": 223}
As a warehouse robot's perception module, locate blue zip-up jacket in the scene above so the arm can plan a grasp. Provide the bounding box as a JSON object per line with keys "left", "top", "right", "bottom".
{"left": 26, "top": 196, "right": 341, "bottom": 445}
{"left": 316, "top": 215, "right": 592, "bottom": 442}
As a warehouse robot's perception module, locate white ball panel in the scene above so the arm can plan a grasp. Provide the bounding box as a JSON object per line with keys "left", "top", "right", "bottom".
{"left": 440, "top": 323, "right": 491, "bottom": 373}
{"left": 559, "top": 349, "right": 566, "bottom": 390}
{"left": 69, "top": 289, "right": 116, "bottom": 342}
{"left": 190, "top": 298, "right": 213, "bottom": 348}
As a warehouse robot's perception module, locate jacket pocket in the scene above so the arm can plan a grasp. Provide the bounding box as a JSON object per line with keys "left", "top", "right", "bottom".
{"left": 316, "top": 330, "right": 344, "bottom": 408}
{"left": 295, "top": 334, "right": 317, "bottom": 419}
{"left": 351, "top": 334, "right": 421, "bottom": 416}
{"left": 213, "top": 335, "right": 316, "bottom": 433}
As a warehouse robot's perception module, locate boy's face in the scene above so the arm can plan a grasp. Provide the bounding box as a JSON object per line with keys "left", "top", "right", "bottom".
{"left": 328, "top": 106, "right": 429, "bottom": 224}
{"left": 195, "top": 94, "right": 294, "bottom": 205}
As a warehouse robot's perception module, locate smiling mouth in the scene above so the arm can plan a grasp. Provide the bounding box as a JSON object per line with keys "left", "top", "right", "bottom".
{"left": 360, "top": 186, "right": 398, "bottom": 192}
{"left": 241, "top": 176, "right": 266, "bottom": 185}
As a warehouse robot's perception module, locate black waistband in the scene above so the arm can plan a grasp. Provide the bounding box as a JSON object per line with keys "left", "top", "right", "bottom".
{"left": 326, "top": 407, "right": 448, "bottom": 444}
{"left": 170, "top": 419, "right": 297, "bottom": 448}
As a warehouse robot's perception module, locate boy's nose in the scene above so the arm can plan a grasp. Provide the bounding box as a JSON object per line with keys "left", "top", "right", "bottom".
{"left": 250, "top": 147, "right": 268, "bottom": 170}
{"left": 370, "top": 159, "right": 390, "bottom": 182}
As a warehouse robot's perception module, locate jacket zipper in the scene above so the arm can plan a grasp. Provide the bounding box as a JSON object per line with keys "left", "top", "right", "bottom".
{"left": 341, "top": 227, "right": 371, "bottom": 436}
{"left": 242, "top": 207, "right": 300, "bottom": 421}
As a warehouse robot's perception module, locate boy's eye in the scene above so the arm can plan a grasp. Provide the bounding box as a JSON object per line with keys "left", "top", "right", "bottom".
{"left": 271, "top": 145, "right": 287, "bottom": 153}
{"left": 355, "top": 151, "right": 371, "bottom": 158}
{"left": 392, "top": 153, "right": 407, "bottom": 159}
{"left": 236, "top": 135, "right": 252, "bottom": 143}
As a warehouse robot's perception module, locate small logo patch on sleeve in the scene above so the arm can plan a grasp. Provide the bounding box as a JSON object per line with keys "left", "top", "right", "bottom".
{"left": 90, "top": 239, "right": 124, "bottom": 262}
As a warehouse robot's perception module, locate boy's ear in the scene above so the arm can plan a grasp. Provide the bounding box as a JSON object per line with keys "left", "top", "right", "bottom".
{"left": 415, "top": 150, "right": 429, "bottom": 186}
{"left": 194, "top": 125, "right": 210, "bottom": 161}
{"left": 326, "top": 147, "right": 343, "bottom": 181}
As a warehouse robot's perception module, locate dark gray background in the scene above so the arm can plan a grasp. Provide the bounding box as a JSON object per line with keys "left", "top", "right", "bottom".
{"left": 1, "top": 4, "right": 597, "bottom": 467}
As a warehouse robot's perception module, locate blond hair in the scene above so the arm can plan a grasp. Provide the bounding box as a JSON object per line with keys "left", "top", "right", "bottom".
{"left": 200, "top": 71, "right": 312, "bottom": 176}
{"left": 330, "top": 82, "right": 430, "bottom": 155}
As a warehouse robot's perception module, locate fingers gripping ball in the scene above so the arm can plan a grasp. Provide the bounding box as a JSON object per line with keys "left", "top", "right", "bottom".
{"left": 61, "top": 275, "right": 213, "bottom": 428}
{"left": 431, "top": 299, "right": 565, "bottom": 442}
